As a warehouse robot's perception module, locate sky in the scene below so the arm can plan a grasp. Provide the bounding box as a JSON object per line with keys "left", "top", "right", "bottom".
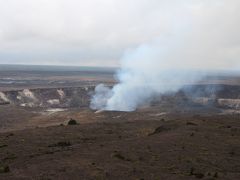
{"left": 0, "top": 0, "right": 239, "bottom": 68}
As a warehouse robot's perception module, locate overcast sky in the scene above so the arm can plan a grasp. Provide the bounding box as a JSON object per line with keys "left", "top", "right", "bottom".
{"left": 0, "top": 0, "right": 239, "bottom": 68}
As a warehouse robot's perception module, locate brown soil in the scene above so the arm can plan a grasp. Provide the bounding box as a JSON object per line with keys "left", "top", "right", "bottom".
{"left": 0, "top": 69, "right": 240, "bottom": 179}
{"left": 0, "top": 109, "right": 239, "bottom": 180}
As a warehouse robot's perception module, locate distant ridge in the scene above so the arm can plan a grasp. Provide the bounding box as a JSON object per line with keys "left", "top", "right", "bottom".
{"left": 0, "top": 64, "right": 117, "bottom": 72}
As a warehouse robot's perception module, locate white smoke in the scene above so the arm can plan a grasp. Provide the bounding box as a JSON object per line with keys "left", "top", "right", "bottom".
{"left": 90, "top": 43, "right": 205, "bottom": 111}
{"left": 90, "top": 84, "right": 113, "bottom": 110}
{"left": 90, "top": 0, "right": 240, "bottom": 111}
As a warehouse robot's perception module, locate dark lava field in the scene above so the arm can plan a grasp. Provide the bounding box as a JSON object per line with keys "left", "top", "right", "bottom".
{"left": 0, "top": 68, "right": 239, "bottom": 180}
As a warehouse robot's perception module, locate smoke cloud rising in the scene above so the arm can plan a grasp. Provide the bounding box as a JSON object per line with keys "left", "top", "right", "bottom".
{"left": 90, "top": 0, "right": 240, "bottom": 111}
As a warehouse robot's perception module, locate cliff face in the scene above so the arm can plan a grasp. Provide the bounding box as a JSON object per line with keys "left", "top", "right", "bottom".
{"left": 0, "top": 85, "right": 240, "bottom": 110}
{"left": 0, "top": 87, "right": 94, "bottom": 108}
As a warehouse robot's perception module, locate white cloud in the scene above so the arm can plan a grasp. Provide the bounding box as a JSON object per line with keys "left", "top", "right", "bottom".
{"left": 0, "top": 0, "right": 239, "bottom": 68}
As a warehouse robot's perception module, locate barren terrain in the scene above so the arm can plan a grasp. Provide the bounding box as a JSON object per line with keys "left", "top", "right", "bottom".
{"left": 0, "top": 66, "right": 240, "bottom": 180}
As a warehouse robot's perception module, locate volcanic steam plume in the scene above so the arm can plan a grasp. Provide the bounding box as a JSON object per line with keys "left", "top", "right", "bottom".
{"left": 91, "top": 0, "right": 240, "bottom": 111}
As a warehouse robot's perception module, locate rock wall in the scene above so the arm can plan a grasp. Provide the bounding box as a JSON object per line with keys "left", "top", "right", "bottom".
{"left": 0, "top": 86, "right": 94, "bottom": 108}
{"left": 0, "top": 84, "right": 240, "bottom": 110}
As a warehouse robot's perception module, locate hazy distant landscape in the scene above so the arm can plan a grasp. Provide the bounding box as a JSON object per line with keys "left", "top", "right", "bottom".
{"left": 0, "top": 65, "right": 115, "bottom": 91}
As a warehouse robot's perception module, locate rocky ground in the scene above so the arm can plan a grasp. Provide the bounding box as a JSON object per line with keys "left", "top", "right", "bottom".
{"left": 0, "top": 67, "right": 240, "bottom": 179}
{"left": 0, "top": 109, "right": 240, "bottom": 180}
